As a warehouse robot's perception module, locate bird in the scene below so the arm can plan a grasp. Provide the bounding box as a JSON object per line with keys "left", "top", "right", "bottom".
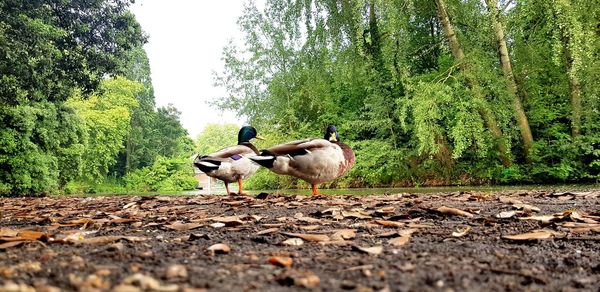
{"left": 249, "top": 125, "right": 355, "bottom": 196}
{"left": 193, "top": 126, "right": 265, "bottom": 196}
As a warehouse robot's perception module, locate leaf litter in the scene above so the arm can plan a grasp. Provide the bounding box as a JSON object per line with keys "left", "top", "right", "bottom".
{"left": 0, "top": 190, "right": 598, "bottom": 291}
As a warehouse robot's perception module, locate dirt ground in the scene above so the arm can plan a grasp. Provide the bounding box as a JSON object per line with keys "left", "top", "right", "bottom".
{"left": 1, "top": 189, "right": 599, "bottom": 292}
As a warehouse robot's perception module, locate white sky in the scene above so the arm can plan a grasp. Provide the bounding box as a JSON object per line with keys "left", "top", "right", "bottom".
{"left": 131, "top": 1, "right": 245, "bottom": 138}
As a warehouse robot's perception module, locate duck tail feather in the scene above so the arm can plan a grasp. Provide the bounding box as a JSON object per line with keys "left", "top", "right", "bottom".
{"left": 249, "top": 154, "right": 276, "bottom": 168}
{"left": 194, "top": 160, "right": 220, "bottom": 173}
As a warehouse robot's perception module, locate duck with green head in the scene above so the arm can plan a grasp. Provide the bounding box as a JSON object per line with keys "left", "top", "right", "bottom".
{"left": 250, "top": 125, "right": 355, "bottom": 196}
{"left": 193, "top": 126, "right": 265, "bottom": 195}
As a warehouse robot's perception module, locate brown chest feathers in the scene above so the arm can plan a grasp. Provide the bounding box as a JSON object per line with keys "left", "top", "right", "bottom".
{"left": 337, "top": 142, "right": 355, "bottom": 175}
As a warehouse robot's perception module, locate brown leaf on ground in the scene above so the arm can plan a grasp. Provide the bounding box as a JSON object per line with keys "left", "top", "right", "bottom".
{"left": 0, "top": 282, "right": 36, "bottom": 292}
{"left": 268, "top": 256, "right": 293, "bottom": 268}
{"left": 294, "top": 213, "right": 321, "bottom": 223}
{"left": 277, "top": 270, "right": 320, "bottom": 288}
{"left": 352, "top": 245, "right": 383, "bottom": 255}
{"left": 519, "top": 215, "right": 560, "bottom": 224}
{"left": 376, "top": 230, "right": 400, "bottom": 238}
{"left": 282, "top": 238, "right": 304, "bottom": 246}
{"left": 211, "top": 216, "right": 244, "bottom": 226}
{"left": 436, "top": 206, "right": 474, "bottom": 218}
{"left": 121, "top": 273, "right": 179, "bottom": 291}
{"left": 165, "top": 264, "right": 188, "bottom": 279}
{"left": 565, "top": 210, "right": 599, "bottom": 224}
{"left": 498, "top": 196, "right": 523, "bottom": 204}
{"left": 513, "top": 203, "right": 541, "bottom": 212}
{"left": 0, "top": 228, "right": 19, "bottom": 237}
{"left": 496, "top": 210, "right": 518, "bottom": 219}
{"left": 298, "top": 225, "right": 321, "bottom": 231}
{"left": 452, "top": 226, "right": 471, "bottom": 237}
{"left": 559, "top": 222, "right": 600, "bottom": 233}
{"left": 373, "top": 220, "right": 404, "bottom": 228}
{"left": 0, "top": 230, "right": 49, "bottom": 242}
{"left": 76, "top": 236, "right": 147, "bottom": 245}
{"left": 341, "top": 210, "right": 372, "bottom": 219}
{"left": 255, "top": 228, "right": 279, "bottom": 235}
{"left": 222, "top": 201, "right": 246, "bottom": 206}
{"left": 331, "top": 229, "right": 356, "bottom": 241}
{"left": 164, "top": 221, "right": 203, "bottom": 231}
{"left": 206, "top": 243, "right": 231, "bottom": 255}
{"left": 502, "top": 230, "right": 563, "bottom": 241}
{"left": 0, "top": 240, "right": 26, "bottom": 249}
{"left": 280, "top": 232, "right": 330, "bottom": 242}
{"left": 389, "top": 235, "right": 410, "bottom": 246}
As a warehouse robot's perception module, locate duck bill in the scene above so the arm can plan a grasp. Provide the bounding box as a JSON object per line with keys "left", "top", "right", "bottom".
{"left": 255, "top": 135, "right": 266, "bottom": 141}
{"left": 329, "top": 135, "right": 337, "bottom": 142}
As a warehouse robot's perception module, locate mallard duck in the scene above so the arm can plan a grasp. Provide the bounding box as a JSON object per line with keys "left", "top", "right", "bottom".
{"left": 250, "top": 125, "right": 355, "bottom": 196}
{"left": 193, "top": 126, "right": 264, "bottom": 195}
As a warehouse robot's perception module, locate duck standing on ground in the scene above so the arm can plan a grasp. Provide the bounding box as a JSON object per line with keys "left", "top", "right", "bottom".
{"left": 250, "top": 125, "right": 355, "bottom": 196}
{"left": 193, "top": 126, "right": 264, "bottom": 195}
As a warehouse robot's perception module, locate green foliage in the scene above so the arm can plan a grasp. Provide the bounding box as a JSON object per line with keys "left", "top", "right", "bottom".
{"left": 0, "top": 0, "right": 144, "bottom": 196}
{"left": 215, "top": 0, "right": 600, "bottom": 187}
{"left": 124, "top": 156, "right": 198, "bottom": 192}
{"left": 195, "top": 123, "right": 240, "bottom": 155}
{"left": 66, "top": 77, "right": 142, "bottom": 182}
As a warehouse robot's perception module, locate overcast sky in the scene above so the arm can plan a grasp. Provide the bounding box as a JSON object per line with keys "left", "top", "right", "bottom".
{"left": 131, "top": 1, "right": 245, "bottom": 138}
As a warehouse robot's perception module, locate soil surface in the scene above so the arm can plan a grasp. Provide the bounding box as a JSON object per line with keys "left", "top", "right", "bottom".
{"left": 1, "top": 189, "right": 599, "bottom": 292}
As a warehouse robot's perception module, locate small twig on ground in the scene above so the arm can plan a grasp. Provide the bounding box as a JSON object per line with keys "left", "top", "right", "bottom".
{"left": 338, "top": 264, "right": 374, "bottom": 273}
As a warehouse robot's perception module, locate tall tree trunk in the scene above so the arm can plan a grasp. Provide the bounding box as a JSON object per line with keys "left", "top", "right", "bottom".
{"left": 561, "top": 24, "right": 582, "bottom": 137}
{"left": 552, "top": 0, "right": 583, "bottom": 137}
{"left": 434, "top": 0, "right": 511, "bottom": 166}
{"left": 125, "top": 132, "right": 132, "bottom": 174}
{"left": 485, "top": 0, "right": 534, "bottom": 162}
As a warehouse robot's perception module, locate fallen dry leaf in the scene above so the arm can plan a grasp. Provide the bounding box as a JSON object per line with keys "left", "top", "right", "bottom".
{"left": 331, "top": 229, "right": 356, "bottom": 241}
{"left": 353, "top": 245, "right": 383, "bottom": 255}
{"left": 0, "top": 228, "right": 19, "bottom": 237}
{"left": 341, "top": 210, "right": 372, "bottom": 219}
{"left": 565, "top": 210, "right": 599, "bottom": 224}
{"left": 188, "top": 233, "right": 210, "bottom": 241}
{"left": 451, "top": 226, "right": 471, "bottom": 237}
{"left": 277, "top": 270, "right": 320, "bottom": 288}
{"left": 206, "top": 243, "right": 231, "bottom": 254}
{"left": 496, "top": 210, "right": 518, "bottom": 219}
{"left": 268, "top": 256, "right": 293, "bottom": 268}
{"left": 376, "top": 231, "right": 400, "bottom": 238}
{"left": 255, "top": 228, "right": 279, "bottom": 235}
{"left": 373, "top": 220, "right": 404, "bottom": 228}
{"left": 282, "top": 238, "right": 304, "bottom": 246}
{"left": 0, "top": 241, "right": 26, "bottom": 249}
{"left": 502, "top": 230, "right": 563, "bottom": 241}
{"left": 165, "top": 264, "right": 188, "bottom": 279}
{"left": 519, "top": 215, "right": 560, "bottom": 224}
{"left": 498, "top": 196, "right": 523, "bottom": 204}
{"left": 388, "top": 235, "right": 410, "bottom": 246}
{"left": 121, "top": 273, "right": 179, "bottom": 291}
{"left": 164, "top": 221, "right": 203, "bottom": 231}
{"left": 211, "top": 216, "right": 244, "bottom": 226}
{"left": 280, "top": 232, "right": 330, "bottom": 242}
{"left": 513, "top": 203, "right": 541, "bottom": 212}
{"left": 0, "top": 282, "right": 36, "bottom": 292}
{"left": 437, "top": 206, "right": 474, "bottom": 218}
{"left": 298, "top": 225, "right": 321, "bottom": 231}
{"left": 76, "top": 236, "right": 147, "bottom": 245}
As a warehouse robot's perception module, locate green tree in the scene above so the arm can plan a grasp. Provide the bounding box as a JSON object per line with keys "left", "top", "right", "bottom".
{"left": 195, "top": 123, "right": 240, "bottom": 155}
{"left": 0, "top": 0, "right": 144, "bottom": 195}
{"left": 66, "top": 77, "right": 142, "bottom": 182}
